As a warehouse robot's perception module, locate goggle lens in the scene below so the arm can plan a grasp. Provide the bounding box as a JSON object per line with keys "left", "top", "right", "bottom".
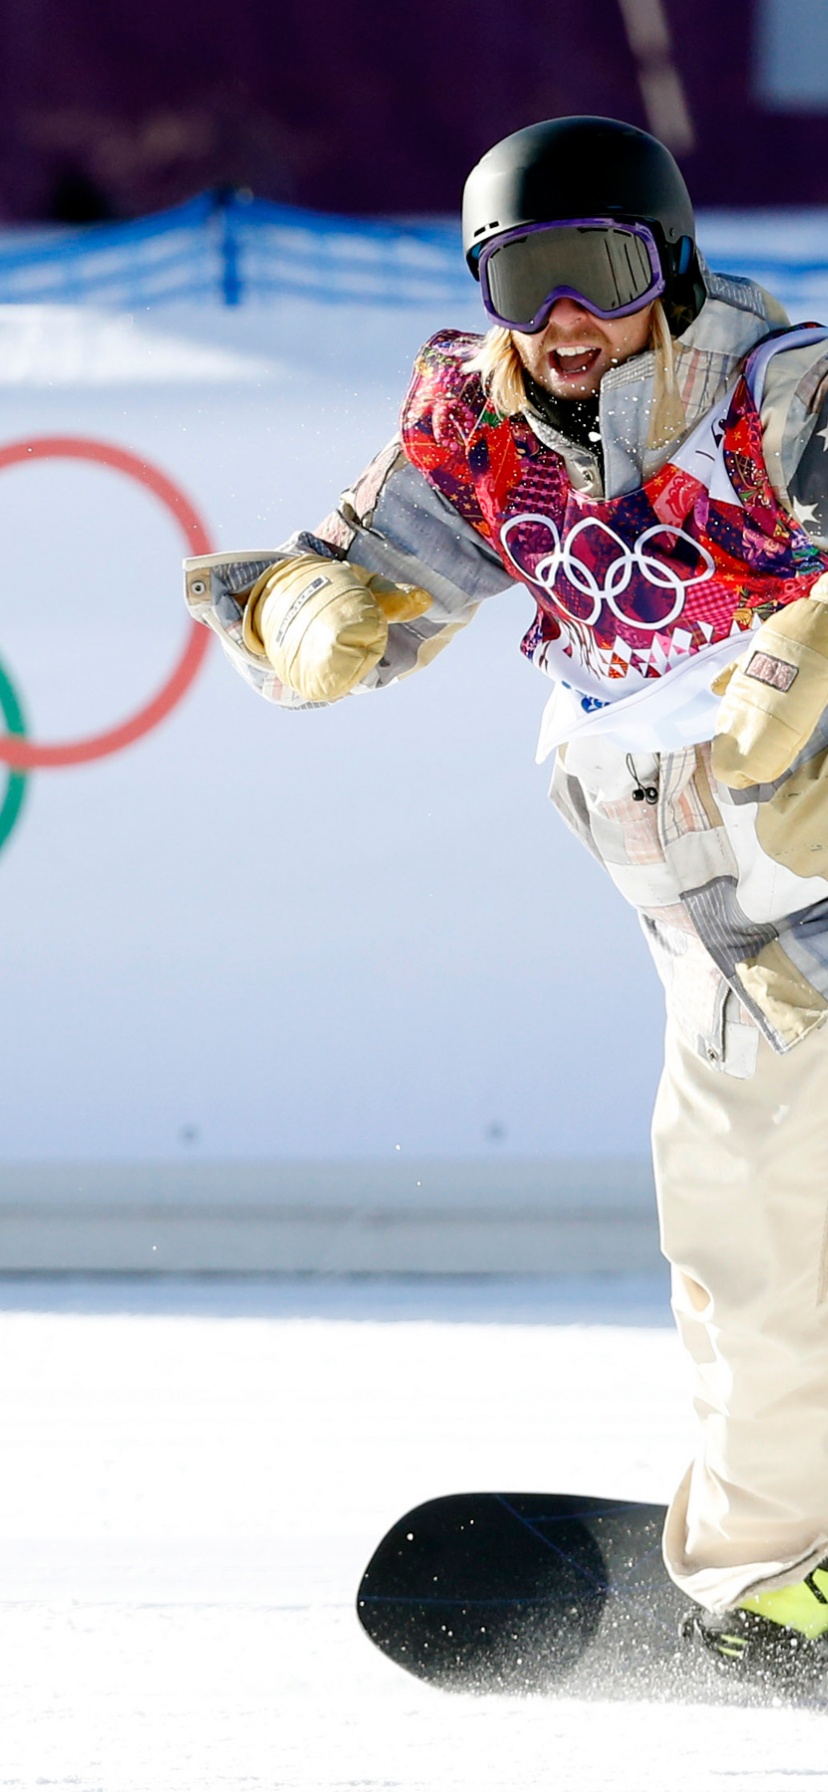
{"left": 479, "top": 219, "right": 664, "bottom": 332}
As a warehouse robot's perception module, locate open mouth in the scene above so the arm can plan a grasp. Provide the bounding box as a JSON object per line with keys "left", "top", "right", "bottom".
{"left": 548, "top": 345, "right": 602, "bottom": 379}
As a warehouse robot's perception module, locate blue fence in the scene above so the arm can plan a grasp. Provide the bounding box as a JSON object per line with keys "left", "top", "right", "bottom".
{"left": 0, "top": 192, "right": 470, "bottom": 310}
{"left": 0, "top": 191, "right": 827, "bottom": 318}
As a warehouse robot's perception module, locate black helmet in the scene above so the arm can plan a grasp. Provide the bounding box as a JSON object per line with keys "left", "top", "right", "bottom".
{"left": 462, "top": 116, "right": 705, "bottom": 336}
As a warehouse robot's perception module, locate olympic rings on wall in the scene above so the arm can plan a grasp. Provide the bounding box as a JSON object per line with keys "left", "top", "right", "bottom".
{"left": 0, "top": 657, "right": 28, "bottom": 853}
{"left": 0, "top": 436, "right": 214, "bottom": 771}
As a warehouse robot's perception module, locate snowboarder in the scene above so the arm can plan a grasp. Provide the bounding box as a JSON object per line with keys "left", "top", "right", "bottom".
{"left": 185, "top": 115, "right": 828, "bottom": 1677}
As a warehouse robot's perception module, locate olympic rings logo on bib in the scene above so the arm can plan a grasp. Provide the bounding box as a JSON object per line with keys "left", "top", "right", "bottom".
{"left": 500, "top": 512, "right": 715, "bottom": 631}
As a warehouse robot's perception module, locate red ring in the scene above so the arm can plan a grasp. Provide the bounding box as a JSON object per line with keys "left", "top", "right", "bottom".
{"left": 0, "top": 436, "right": 214, "bottom": 767}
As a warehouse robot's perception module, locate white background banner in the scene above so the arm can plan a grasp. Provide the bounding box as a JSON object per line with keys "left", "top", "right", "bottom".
{"left": 0, "top": 294, "right": 663, "bottom": 1163}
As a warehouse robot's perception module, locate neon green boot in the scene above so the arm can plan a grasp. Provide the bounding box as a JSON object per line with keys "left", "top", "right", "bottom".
{"left": 681, "top": 1562, "right": 828, "bottom": 1679}
{"left": 741, "top": 1565, "right": 828, "bottom": 1641}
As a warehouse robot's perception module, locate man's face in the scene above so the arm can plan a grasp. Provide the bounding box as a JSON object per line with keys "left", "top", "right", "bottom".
{"left": 512, "top": 296, "right": 655, "bottom": 400}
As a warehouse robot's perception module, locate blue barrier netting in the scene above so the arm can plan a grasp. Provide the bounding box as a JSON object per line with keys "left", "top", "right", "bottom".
{"left": 0, "top": 193, "right": 470, "bottom": 309}
{"left": 0, "top": 192, "right": 826, "bottom": 316}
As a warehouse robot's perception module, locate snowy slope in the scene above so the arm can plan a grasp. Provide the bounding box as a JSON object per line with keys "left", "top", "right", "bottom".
{"left": 0, "top": 1274, "right": 823, "bottom": 1792}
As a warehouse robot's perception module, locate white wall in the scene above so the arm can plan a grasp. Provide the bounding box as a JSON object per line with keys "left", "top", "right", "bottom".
{"left": 0, "top": 296, "right": 665, "bottom": 1164}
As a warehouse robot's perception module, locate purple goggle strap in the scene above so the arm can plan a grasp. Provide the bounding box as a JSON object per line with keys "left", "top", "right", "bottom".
{"left": 477, "top": 217, "right": 665, "bottom": 331}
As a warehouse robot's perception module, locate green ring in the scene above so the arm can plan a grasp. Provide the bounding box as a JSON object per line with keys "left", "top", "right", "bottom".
{"left": 0, "top": 660, "right": 29, "bottom": 852}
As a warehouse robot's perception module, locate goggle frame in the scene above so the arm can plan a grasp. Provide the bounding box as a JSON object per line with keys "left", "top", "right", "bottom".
{"left": 477, "top": 217, "right": 666, "bottom": 333}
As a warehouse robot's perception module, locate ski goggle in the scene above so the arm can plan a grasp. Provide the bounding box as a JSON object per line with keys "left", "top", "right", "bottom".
{"left": 476, "top": 218, "right": 665, "bottom": 333}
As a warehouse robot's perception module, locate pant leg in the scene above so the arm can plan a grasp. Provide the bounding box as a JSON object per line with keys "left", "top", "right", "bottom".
{"left": 654, "top": 1013, "right": 828, "bottom": 1611}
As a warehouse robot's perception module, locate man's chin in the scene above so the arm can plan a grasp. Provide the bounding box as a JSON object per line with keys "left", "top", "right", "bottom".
{"left": 542, "top": 373, "right": 603, "bottom": 400}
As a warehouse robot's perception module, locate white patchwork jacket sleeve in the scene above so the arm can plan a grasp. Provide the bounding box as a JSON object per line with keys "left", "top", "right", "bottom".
{"left": 183, "top": 438, "right": 514, "bottom": 709}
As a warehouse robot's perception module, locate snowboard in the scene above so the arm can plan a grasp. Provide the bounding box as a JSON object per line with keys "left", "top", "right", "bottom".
{"left": 356, "top": 1490, "right": 828, "bottom": 1703}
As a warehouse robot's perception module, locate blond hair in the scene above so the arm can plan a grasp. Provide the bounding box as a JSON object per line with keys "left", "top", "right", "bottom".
{"left": 464, "top": 300, "right": 682, "bottom": 448}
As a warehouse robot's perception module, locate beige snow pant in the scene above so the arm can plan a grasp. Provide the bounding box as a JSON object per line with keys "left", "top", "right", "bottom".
{"left": 654, "top": 1012, "right": 828, "bottom": 1612}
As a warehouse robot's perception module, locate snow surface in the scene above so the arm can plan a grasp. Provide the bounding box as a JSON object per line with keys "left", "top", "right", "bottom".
{"left": 0, "top": 1271, "right": 825, "bottom": 1792}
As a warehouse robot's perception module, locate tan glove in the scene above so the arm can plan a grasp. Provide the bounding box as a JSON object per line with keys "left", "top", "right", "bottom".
{"left": 711, "top": 574, "right": 828, "bottom": 788}
{"left": 241, "top": 553, "right": 432, "bottom": 702}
